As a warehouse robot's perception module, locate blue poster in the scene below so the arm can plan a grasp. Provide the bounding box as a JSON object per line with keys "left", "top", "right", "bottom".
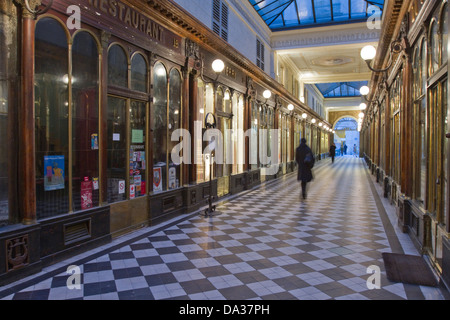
{"left": 44, "top": 155, "right": 65, "bottom": 191}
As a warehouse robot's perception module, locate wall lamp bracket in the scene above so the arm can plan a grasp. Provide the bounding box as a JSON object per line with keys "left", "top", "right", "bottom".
{"left": 196, "top": 55, "right": 224, "bottom": 84}
{"left": 362, "top": 40, "right": 403, "bottom": 74}
{"left": 23, "top": 0, "right": 53, "bottom": 16}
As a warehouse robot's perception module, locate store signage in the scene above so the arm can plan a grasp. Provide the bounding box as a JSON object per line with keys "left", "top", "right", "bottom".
{"left": 89, "top": 0, "right": 163, "bottom": 41}
{"left": 86, "top": 0, "right": 182, "bottom": 52}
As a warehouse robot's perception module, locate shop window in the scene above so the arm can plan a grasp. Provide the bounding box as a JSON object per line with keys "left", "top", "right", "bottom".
{"left": 72, "top": 31, "right": 100, "bottom": 211}
{"left": 107, "top": 97, "right": 127, "bottom": 203}
{"left": 35, "top": 17, "right": 69, "bottom": 219}
{"left": 168, "top": 69, "right": 182, "bottom": 190}
{"left": 108, "top": 44, "right": 128, "bottom": 87}
{"left": 413, "top": 38, "right": 427, "bottom": 204}
{"left": 430, "top": 21, "right": 440, "bottom": 75}
{"left": 287, "top": 117, "right": 291, "bottom": 161}
{"left": 152, "top": 64, "right": 182, "bottom": 193}
{"left": 152, "top": 63, "right": 168, "bottom": 193}
{"left": 441, "top": 4, "right": 448, "bottom": 66}
{"left": 0, "top": 8, "right": 13, "bottom": 224}
{"left": 195, "top": 79, "right": 206, "bottom": 182}
{"left": 232, "top": 94, "right": 244, "bottom": 174}
{"left": 251, "top": 101, "right": 258, "bottom": 170}
{"left": 131, "top": 53, "right": 148, "bottom": 92}
{"left": 130, "top": 100, "right": 147, "bottom": 197}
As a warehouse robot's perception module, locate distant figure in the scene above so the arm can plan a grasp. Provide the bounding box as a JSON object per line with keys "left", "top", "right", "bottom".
{"left": 353, "top": 144, "right": 358, "bottom": 157}
{"left": 329, "top": 143, "right": 336, "bottom": 163}
{"left": 296, "top": 138, "right": 315, "bottom": 200}
{"left": 340, "top": 145, "right": 344, "bottom": 156}
{"left": 344, "top": 144, "right": 348, "bottom": 155}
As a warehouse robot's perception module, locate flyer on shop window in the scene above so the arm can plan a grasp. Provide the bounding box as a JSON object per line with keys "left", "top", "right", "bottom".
{"left": 44, "top": 155, "right": 65, "bottom": 191}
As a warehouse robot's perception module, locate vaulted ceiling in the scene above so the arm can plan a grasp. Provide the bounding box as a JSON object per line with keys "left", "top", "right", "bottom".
{"left": 249, "top": 0, "right": 385, "bottom": 119}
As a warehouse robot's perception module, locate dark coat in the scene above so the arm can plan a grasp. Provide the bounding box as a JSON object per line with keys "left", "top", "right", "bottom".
{"left": 296, "top": 142, "right": 314, "bottom": 183}
{"left": 329, "top": 145, "right": 336, "bottom": 156}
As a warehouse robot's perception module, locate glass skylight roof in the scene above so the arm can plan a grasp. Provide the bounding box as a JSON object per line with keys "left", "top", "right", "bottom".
{"left": 316, "top": 81, "right": 368, "bottom": 98}
{"left": 249, "top": 0, "right": 384, "bottom": 30}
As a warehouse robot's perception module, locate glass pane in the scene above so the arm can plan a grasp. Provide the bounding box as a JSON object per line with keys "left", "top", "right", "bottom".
{"left": 251, "top": 102, "right": 258, "bottom": 170}
{"left": 431, "top": 22, "right": 439, "bottom": 74}
{"left": 297, "top": 0, "right": 315, "bottom": 25}
{"left": 421, "top": 39, "right": 427, "bottom": 94}
{"left": 152, "top": 63, "right": 167, "bottom": 193}
{"left": 442, "top": 5, "right": 448, "bottom": 66}
{"left": 333, "top": 0, "right": 350, "bottom": 21}
{"left": 196, "top": 79, "right": 205, "bottom": 182}
{"left": 0, "top": 80, "right": 7, "bottom": 223}
{"left": 216, "top": 87, "right": 224, "bottom": 112}
{"left": 72, "top": 31, "right": 99, "bottom": 211}
{"left": 314, "top": 0, "right": 332, "bottom": 23}
{"left": 238, "top": 96, "right": 244, "bottom": 173}
{"left": 130, "top": 100, "right": 147, "bottom": 198}
{"left": 443, "top": 81, "right": 448, "bottom": 226}
{"left": 169, "top": 69, "right": 181, "bottom": 190}
{"left": 35, "top": 18, "right": 69, "bottom": 219}
{"left": 108, "top": 45, "right": 128, "bottom": 87}
{"left": 107, "top": 97, "right": 127, "bottom": 203}
{"left": 224, "top": 90, "right": 231, "bottom": 113}
{"left": 419, "top": 98, "right": 427, "bottom": 203}
{"left": 350, "top": 0, "right": 367, "bottom": 19}
{"left": 131, "top": 54, "right": 147, "bottom": 92}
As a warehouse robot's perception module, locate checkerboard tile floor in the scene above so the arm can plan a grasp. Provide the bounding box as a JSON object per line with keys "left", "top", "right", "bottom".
{"left": 0, "top": 156, "right": 448, "bottom": 300}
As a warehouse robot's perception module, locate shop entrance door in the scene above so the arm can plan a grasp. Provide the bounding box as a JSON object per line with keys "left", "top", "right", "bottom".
{"left": 426, "top": 79, "right": 448, "bottom": 270}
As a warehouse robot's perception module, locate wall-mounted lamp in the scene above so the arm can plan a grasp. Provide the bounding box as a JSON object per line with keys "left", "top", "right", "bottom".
{"left": 302, "top": 113, "right": 307, "bottom": 119}
{"left": 287, "top": 104, "right": 294, "bottom": 111}
{"left": 359, "top": 103, "right": 367, "bottom": 110}
{"left": 311, "top": 118, "right": 316, "bottom": 124}
{"left": 360, "top": 40, "right": 403, "bottom": 74}
{"left": 263, "top": 90, "right": 272, "bottom": 102}
{"left": 360, "top": 86, "right": 379, "bottom": 104}
{"left": 319, "top": 122, "right": 323, "bottom": 127}
{"left": 212, "top": 59, "right": 225, "bottom": 74}
{"left": 198, "top": 56, "right": 225, "bottom": 83}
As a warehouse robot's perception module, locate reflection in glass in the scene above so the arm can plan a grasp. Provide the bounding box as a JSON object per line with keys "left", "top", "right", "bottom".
{"left": 107, "top": 97, "right": 127, "bottom": 203}
{"left": 169, "top": 69, "right": 181, "bottom": 190}
{"left": 443, "top": 81, "right": 448, "bottom": 226}
{"left": 72, "top": 31, "right": 99, "bottom": 211}
{"left": 130, "top": 100, "right": 147, "bottom": 197}
{"left": 131, "top": 54, "right": 147, "bottom": 92}
{"left": 35, "top": 18, "right": 69, "bottom": 219}
{"left": 108, "top": 45, "right": 128, "bottom": 87}
{"left": 442, "top": 5, "right": 448, "bottom": 66}
{"left": 0, "top": 80, "right": 8, "bottom": 222}
{"left": 152, "top": 63, "right": 167, "bottom": 192}
{"left": 430, "top": 22, "right": 439, "bottom": 74}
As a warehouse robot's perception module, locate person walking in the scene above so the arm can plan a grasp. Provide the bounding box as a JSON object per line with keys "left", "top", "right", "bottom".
{"left": 353, "top": 144, "right": 358, "bottom": 157}
{"left": 329, "top": 143, "right": 336, "bottom": 163}
{"left": 296, "top": 138, "right": 315, "bottom": 200}
{"left": 344, "top": 144, "right": 347, "bottom": 155}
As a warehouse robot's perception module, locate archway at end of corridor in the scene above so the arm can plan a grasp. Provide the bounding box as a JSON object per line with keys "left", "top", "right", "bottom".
{"left": 333, "top": 117, "right": 360, "bottom": 157}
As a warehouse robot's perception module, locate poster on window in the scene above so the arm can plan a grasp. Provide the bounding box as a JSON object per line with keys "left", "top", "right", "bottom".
{"left": 81, "top": 180, "right": 93, "bottom": 210}
{"left": 153, "top": 167, "right": 162, "bottom": 192}
{"left": 169, "top": 167, "right": 176, "bottom": 190}
{"left": 44, "top": 155, "right": 65, "bottom": 191}
{"left": 91, "top": 134, "right": 99, "bottom": 150}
